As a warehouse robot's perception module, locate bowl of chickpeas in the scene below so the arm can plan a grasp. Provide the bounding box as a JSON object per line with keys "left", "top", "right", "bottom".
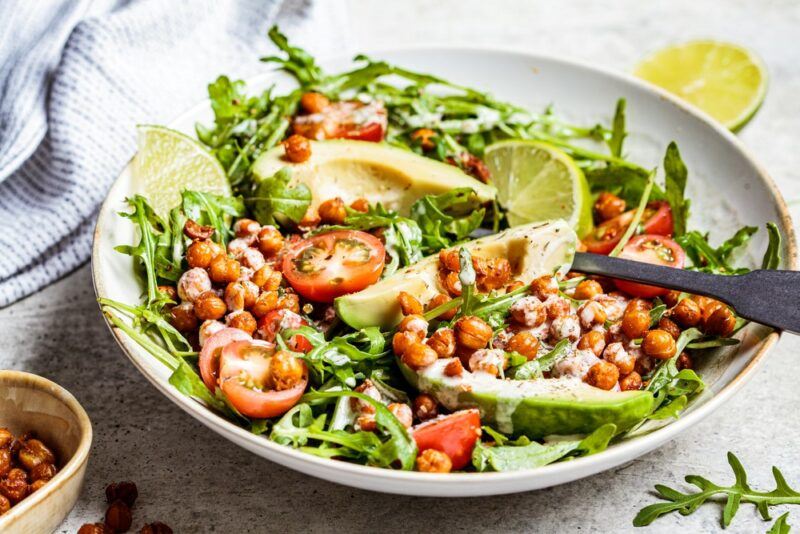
{"left": 0, "top": 371, "right": 92, "bottom": 534}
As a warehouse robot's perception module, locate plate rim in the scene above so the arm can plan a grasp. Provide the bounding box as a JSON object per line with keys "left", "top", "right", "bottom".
{"left": 91, "top": 46, "right": 797, "bottom": 496}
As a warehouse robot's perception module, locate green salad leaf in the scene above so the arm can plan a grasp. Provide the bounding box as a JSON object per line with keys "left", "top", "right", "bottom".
{"left": 181, "top": 190, "right": 245, "bottom": 247}
{"left": 410, "top": 188, "right": 485, "bottom": 253}
{"left": 608, "top": 98, "right": 626, "bottom": 158}
{"left": 634, "top": 452, "right": 800, "bottom": 529}
{"left": 762, "top": 222, "right": 782, "bottom": 269}
{"left": 249, "top": 167, "right": 312, "bottom": 226}
{"left": 511, "top": 339, "right": 571, "bottom": 380}
{"left": 663, "top": 142, "right": 690, "bottom": 236}
{"left": 768, "top": 513, "right": 792, "bottom": 534}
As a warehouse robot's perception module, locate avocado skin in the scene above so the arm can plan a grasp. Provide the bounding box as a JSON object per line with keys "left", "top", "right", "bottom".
{"left": 400, "top": 362, "right": 654, "bottom": 439}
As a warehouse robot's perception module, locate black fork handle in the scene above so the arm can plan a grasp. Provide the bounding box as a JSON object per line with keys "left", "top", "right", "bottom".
{"left": 571, "top": 252, "right": 800, "bottom": 334}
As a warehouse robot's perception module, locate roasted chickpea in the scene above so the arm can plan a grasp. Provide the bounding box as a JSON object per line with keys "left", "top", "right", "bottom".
{"left": 388, "top": 403, "right": 413, "bottom": 428}
{"left": 441, "top": 271, "right": 462, "bottom": 297}
{"left": 0, "top": 428, "right": 13, "bottom": 448}
{"left": 140, "top": 523, "right": 173, "bottom": 534}
{"left": 270, "top": 350, "right": 305, "bottom": 390}
{"left": 437, "top": 249, "right": 460, "bottom": 272}
{"left": 300, "top": 205, "right": 321, "bottom": 227}
{"left": 318, "top": 197, "right": 348, "bottom": 225}
{"left": 454, "top": 316, "right": 492, "bottom": 350}
{"left": 573, "top": 279, "right": 603, "bottom": 300}
{"left": 413, "top": 394, "right": 438, "bottom": 421}
{"left": 620, "top": 371, "right": 643, "bottom": 391}
{"left": 170, "top": 302, "right": 198, "bottom": 332}
{"left": 410, "top": 128, "right": 437, "bottom": 151}
{"left": 402, "top": 342, "right": 438, "bottom": 370}
{"left": 530, "top": 275, "right": 559, "bottom": 300}
{"left": 578, "top": 301, "right": 607, "bottom": 329}
{"left": 257, "top": 226, "right": 284, "bottom": 257}
{"left": 444, "top": 358, "right": 465, "bottom": 377}
{"left": 642, "top": 329, "right": 677, "bottom": 360}
{"left": 398, "top": 291, "right": 424, "bottom": 316}
{"left": 397, "top": 314, "right": 428, "bottom": 340}
{"left": 476, "top": 258, "right": 512, "bottom": 291}
{"left": 621, "top": 309, "right": 650, "bottom": 340}
{"left": 209, "top": 255, "right": 241, "bottom": 284}
{"left": 691, "top": 294, "right": 716, "bottom": 311}
{"left": 251, "top": 290, "right": 279, "bottom": 318}
{"left": 578, "top": 330, "right": 606, "bottom": 357}
{"left": 506, "top": 331, "right": 540, "bottom": 360}
{"left": 416, "top": 448, "right": 452, "bottom": 473}
{"left": 194, "top": 291, "right": 227, "bottom": 321}
{"left": 663, "top": 290, "right": 682, "bottom": 307}
{"left": 17, "top": 438, "right": 55, "bottom": 470}
{"left": 392, "top": 331, "right": 417, "bottom": 356}
{"left": 0, "top": 468, "right": 28, "bottom": 503}
{"left": 677, "top": 352, "right": 693, "bottom": 370}
{"left": 277, "top": 292, "right": 301, "bottom": 314}
{"left": 426, "top": 293, "right": 457, "bottom": 320}
{"left": 703, "top": 305, "right": 736, "bottom": 337}
{"left": 594, "top": 192, "right": 626, "bottom": 221}
{"left": 105, "top": 500, "right": 133, "bottom": 533}
{"left": 672, "top": 297, "right": 702, "bottom": 328}
{"left": 300, "top": 91, "right": 330, "bottom": 113}
{"left": 603, "top": 342, "right": 635, "bottom": 375}
{"left": 0, "top": 449, "right": 10, "bottom": 478}
{"left": 625, "top": 298, "right": 651, "bottom": 314}
{"left": 427, "top": 328, "right": 456, "bottom": 358}
{"left": 77, "top": 523, "right": 112, "bottom": 534}
{"left": 546, "top": 297, "right": 571, "bottom": 320}
{"left": 227, "top": 311, "right": 257, "bottom": 336}
{"left": 585, "top": 361, "right": 620, "bottom": 390}
{"left": 283, "top": 134, "right": 312, "bottom": 163}
{"left": 233, "top": 218, "right": 260, "bottom": 238}
{"left": 509, "top": 296, "right": 546, "bottom": 327}
{"left": 0, "top": 494, "right": 10, "bottom": 515}
{"left": 349, "top": 198, "right": 370, "bottom": 213}
{"left": 658, "top": 317, "right": 681, "bottom": 340}
{"left": 183, "top": 219, "right": 214, "bottom": 240}
{"left": 252, "top": 266, "right": 283, "bottom": 291}
{"left": 29, "top": 462, "right": 56, "bottom": 482}
{"left": 177, "top": 267, "right": 212, "bottom": 303}
{"left": 105, "top": 481, "right": 138, "bottom": 506}
{"left": 224, "top": 281, "right": 247, "bottom": 312}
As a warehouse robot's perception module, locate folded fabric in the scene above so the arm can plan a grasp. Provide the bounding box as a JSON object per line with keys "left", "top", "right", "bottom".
{"left": 0, "top": 0, "right": 349, "bottom": 306}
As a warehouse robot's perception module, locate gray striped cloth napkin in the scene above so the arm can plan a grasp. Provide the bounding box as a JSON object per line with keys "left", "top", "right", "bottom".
{"left": 0, "top": 0, "right": 349, "bottom": 307}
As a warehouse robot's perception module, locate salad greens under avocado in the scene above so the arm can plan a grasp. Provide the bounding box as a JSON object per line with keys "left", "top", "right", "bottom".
{"left": 101, "top": 26, "right": 781, "bottom": 475}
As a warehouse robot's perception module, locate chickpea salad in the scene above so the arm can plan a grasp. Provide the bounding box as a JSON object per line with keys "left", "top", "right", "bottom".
{"left": 101, "top": 27, "right": 781, "bottom": 474}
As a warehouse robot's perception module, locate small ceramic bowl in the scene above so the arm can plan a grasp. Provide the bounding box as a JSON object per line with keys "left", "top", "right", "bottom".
{"left": 0, "top": 371, "right": 92, "bottom": 534}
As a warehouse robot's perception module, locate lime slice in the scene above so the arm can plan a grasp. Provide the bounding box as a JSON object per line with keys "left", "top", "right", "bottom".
{"left": 634, "top": 41, "right": 767, "bottom": 132}
{"left": 484, "top": 140, "right": 592, "bottom": 237}
{"left": 133, "top": 125, "right": 230, "bottom": 218}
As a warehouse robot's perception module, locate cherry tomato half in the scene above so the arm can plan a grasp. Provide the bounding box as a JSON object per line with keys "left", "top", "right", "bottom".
{"left": 218, "top": 340, "right": 308, "bottom": 418}
{"left": 614, "top": 234, "right": 686, "bottom": 298}
{"left": 257, "top": 309, "right": 314, "bottom": 353}
{"left": 292, "top": 101, "right": 387, "bottom": 142}
{"left": 412, "top": 409, "right": 482, "bottom": 470}
{"left": 198, "top": 328, "right": 252, "bottom": 392}
{"left": 282, "top": 230, "right": 386, "bottom": 302}
{"left": 583, "top": 201, "right": 673, "bottom": 255}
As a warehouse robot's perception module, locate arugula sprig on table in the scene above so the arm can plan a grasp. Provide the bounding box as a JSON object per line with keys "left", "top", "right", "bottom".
{"left": 634, "top": 452, "right": 800, "bottom": 531}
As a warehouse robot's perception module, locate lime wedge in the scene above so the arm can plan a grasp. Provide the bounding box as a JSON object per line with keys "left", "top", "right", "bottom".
{"left": 484, "top": 140, "right": 592, "bottom": 237}
{"left": 634, "top": 41, "right": 767, "bottom": 132}
{"left": 133, "top": 125, "right": 230, "bottom": 218}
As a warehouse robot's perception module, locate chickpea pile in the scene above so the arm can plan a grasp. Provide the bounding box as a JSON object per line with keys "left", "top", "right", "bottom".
{"left": 390, "top": 249, "right": 738, "bottom": 397}
{"left": 78, "top": 480, "right": 172, "bottom": 533}
{"left": 0, "top": 429, "right": 58, "bottom": 515}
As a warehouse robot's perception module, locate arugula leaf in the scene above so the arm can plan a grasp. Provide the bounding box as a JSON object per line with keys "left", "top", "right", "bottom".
{"left": 663, "top": 142, "right": 690, "bottom": 236}
{"left": 609, "top": 170, "right": 656, "bottom": 256}
{"left": 410, "top": 188, "right": 485, "bottom": 253}
{"left": 472, "top": 423, "right": 616, "bottom": 472}
{"left": 634, "top": 452, "right": 800, "bottom": 528}
{"left": 608, "top": 98, "right": 626, "bottom": 158}
{"left": 717, "top": 225, "right": 758, "bottom": 263}
{"left": 249, "top": 167, "right": 312, "bottom": 226}
{"left": 181, "top": 190, "right": 245, "bottom": 247}
{"left": 115, "top": 195, "right": 167, "bottom": 306}
{"left": 677, "top": 226, "right": 760, "bottom": 275}
{"left": 762, "top": 222, "right": 782, "bottom": 269}
{"left": 511, "top": 339, "right": 570, "bottom": 380}
{"left": 262, "top": 26, "right": 325, "bottom": 87}
{"left": 768, "top": 513, "right": 792, "bottom": 534}
{"left": 169, "top": 360, "right": 233, "bottom": 416}
{"left": 585, "top": 165, "right": 665, "bottom": 207}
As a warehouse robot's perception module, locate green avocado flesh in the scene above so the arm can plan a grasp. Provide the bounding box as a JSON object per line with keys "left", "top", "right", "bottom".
{"left": 401, "top": 360, "right": 654, "bottom": 438}
{"left": 252, "top": 139, "right": 497, "bottom": 214}
{"left": 335, "top": 220, "right": 577, "bottom": 330}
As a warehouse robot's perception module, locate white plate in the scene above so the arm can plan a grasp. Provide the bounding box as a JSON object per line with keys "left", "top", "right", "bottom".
{"left": 92, "top": 48, "right": 797, "bottom": 496}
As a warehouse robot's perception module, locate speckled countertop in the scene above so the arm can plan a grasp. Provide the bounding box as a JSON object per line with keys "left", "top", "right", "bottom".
{"left": 2, "top": 1, "right": 799, "bottom": 532}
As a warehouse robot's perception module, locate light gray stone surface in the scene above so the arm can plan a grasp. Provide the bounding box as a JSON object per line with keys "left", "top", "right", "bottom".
{"left": 1, "top": 1, "right": 798, "bottom": 532}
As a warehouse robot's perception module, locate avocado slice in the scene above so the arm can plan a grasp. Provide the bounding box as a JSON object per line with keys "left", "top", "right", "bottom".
{"left": 251, "top": 140, "right": 497, "bottom": 214}
{"left": 335, "top": 220, "right": 577, "bottom": 330}
{"left": 401, "top": 359, "right": 654, "bottom": 438}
